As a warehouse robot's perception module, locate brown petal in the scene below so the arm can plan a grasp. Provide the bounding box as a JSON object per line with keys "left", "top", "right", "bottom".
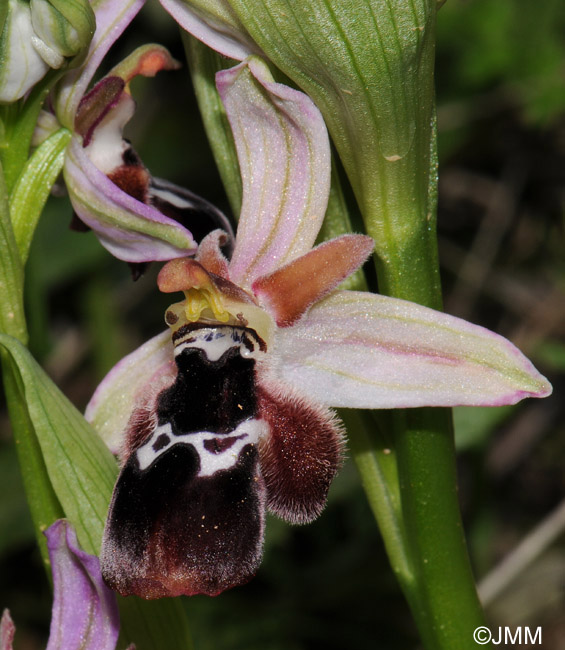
{"left": 257, "top": 378, "right": 344, "bottom": 524}
{"left": 252, "top": 234, "right": 373, "bottom": 326}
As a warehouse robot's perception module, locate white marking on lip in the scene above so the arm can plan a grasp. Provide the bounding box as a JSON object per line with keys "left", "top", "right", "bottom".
{"left": 174, "top": 327, "right": 263, "bottom": 362}
{"left": 135, "top": 419, "right": 268, "bottom": 477}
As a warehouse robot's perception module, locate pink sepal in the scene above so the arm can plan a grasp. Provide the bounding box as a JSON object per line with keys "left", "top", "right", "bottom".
{"left": 273, "top": 291, "right": 552, "bottom": 409}
{"left": 159, "top": 0, "right": 260, "bottom": 61}
{"left": 217, "top": 57, "right": 331, "bottom": 290}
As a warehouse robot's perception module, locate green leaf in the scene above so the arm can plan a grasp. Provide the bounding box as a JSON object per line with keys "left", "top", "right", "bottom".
{"left": 0, "top": 333, "right": 117, "bottom": 554}
{"left": 0, "top": 334, "right": 194, "bottom": 649}
{"left": 9, "top": 127, "right": 71, "bottom": 263}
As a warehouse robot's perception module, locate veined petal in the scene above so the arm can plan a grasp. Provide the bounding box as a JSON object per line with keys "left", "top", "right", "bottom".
{"left": 273, "top": 291, "right": 552, "bottom": 409}
{"left": 217, "top": 57, "right": 331, "bottom": 290}
{"left": 85, "top": 330, "right": 175, "bottom": 454}
{"left": 159, "top": 0, "right": 259, "bottom": 61}
{"left": 253, "top": 234, "right": 373, "bottom": 326}
{"left": 64, "top": 136, "right": 197, "bottom": 262}
{"left": 45, "top": 520, "right": 119, "bottom": 650}
{"left": 55, "top": 0, "right": 146, "bottom": 127}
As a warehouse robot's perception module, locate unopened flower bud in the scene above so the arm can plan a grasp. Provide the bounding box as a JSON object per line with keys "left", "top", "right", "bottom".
{"left": 0, "top": 0, "right": 94, "bottom": 103}
{"left": 31, "top": 0, "right": 95, "bottom": 59}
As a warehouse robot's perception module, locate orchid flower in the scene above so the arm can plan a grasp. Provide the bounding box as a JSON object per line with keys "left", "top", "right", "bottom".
{"left": 85, "top": 57, "right": 551, "bottom": 600}
{"left": 47, "top": 0, "right": 231, "bottom": 264}
{"left": 1, "top": 520, "right": 122, "bottom": 650}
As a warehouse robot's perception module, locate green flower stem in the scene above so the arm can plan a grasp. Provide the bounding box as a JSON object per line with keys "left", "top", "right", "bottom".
{"left": 341, "top": 410, "right": 411, "bottom": 585}
{"left": 0, "top": 71, "right": 58, "bottom": 193}
{"left": 1, "top": 162, "right": 63, "bottom": 565}
{"left": 365, "top": 112, "right": 489, "bottom": 649}
{"left": 394, "top": 408, "right": 488, "bottom": 649}
{"left": 184, "top": 33, "right": 242, "bottom": 218}
{"left": 353, "top": 107, "right": 488, "bottom": 649}
{"left": 0, "top": 358, "right": 64, "bottom": 567}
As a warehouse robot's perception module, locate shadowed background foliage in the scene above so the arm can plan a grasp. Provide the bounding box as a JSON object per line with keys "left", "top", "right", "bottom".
{"left": 1, "top": 0, "right": 564, "bottom": 648}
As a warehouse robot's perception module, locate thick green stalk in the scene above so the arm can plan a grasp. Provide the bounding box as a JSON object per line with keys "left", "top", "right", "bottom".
{"left": 0, "top": 162, "right": 63, "bottom": 565}
{"left": 357, "top": 93, "right": 488, "bottom": 648}
{"left": 395, "top": 408, "right": 487, "bottom": 649}
{"left": 183, "top": 33, "right": 242, "bottom": 218}
{"left": 0, "top": 360, "right": 65, "bottom": 567}
{"left": 226, "top": 1, "right": 491, "bottom": 646}
{"left": 371, "top": 120, "right": 488, "bottom": 648}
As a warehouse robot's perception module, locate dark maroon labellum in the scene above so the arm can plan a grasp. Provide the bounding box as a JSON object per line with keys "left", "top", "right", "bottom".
{"left": 101, "top": 324, "right": 343, "bottom": 598}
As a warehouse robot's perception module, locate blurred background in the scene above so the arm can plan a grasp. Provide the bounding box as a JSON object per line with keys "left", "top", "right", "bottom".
{"left": 1, "top": 0, "right": 564, "bottom": 648}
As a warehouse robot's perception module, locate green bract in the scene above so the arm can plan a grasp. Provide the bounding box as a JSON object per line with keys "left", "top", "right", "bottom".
{"left": 229, "top": 0, "right": 437, "bottom": 254}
